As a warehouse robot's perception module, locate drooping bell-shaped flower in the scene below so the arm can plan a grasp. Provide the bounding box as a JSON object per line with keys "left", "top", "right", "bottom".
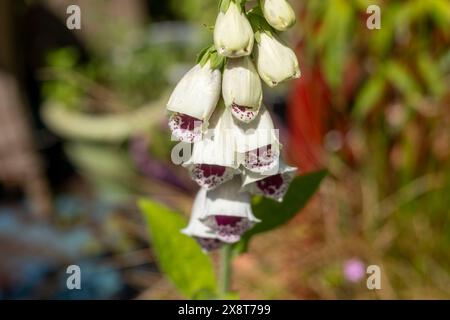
{"left": 222, "top": 57, "right": 263, "bottom": 123}
{"left": 167, "top": 60, "right": 222, "bottom": 143}
{"left": 183, "top": 104, "right": 239, "bottom": 190}
{"left": 214, "top": 1, "right": 254, "bottom": 58}
{"left": 241, "top": 160, "right": 297, "bottom": 201}
{"left": 261, "top": 0, "right": 296, "bottom": 31}
{"left": 232, "top": 105, "right": 281, "bottom": 173}
{"left": 200, "top": 177, "right": 260, "bottom": 243}
{"left": 255, "top": 32, "right": 300, "bottom": 87}
{"left": 181, "top": 188, "right": 224, "bottom": 252}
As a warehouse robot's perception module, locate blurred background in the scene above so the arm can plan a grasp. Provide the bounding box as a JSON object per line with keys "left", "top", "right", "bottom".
{"left": 0, "top": 0, "right": 449, "bottom": 299}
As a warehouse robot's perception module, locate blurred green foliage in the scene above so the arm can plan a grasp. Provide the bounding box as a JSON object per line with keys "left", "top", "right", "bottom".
{"left": 169, "top": 0, "right": 218, "bottom": 24}
{"left": 42, "top": 41, "right": 180, "bottom": 111}
{"left": 295, "top": 0, "right": 450, "bottom": 298}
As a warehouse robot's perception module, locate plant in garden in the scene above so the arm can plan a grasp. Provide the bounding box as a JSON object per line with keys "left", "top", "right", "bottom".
{"left": 140, "top": 0, "right": 326, "bottom": 299}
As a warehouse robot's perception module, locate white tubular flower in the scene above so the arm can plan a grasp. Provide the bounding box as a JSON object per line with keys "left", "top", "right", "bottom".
{"left": 255, "top": 32, "right": 301, "bottom": 87}
{"left": 214, "top": 1, "right": 254, "bottom": 58}
{"left": 181, "top": 188, "right": 224, "bottom": 252}
{"left": 222, "top": 57, "right": 263, "bottom": 123}
{"left": 167, "top": 61, "right": 222, "bottom": 143}
{"left": 232, "top": 105, "right": 281, "bottom": 173}
{"left": 184, "top": 105, "right": 239, "bottom": 190}
{"left": 241, "top": 160, "right": 297, "bottom": 202}
{"left": 261, "top": 0, "right": 296, "bottom": 31}
{"left": 200, "top": 178, "right": 260, "bottom": 243}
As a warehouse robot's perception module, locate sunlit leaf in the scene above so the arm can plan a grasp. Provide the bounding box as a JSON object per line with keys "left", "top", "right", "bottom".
{"left": 385, "top": 60, "right": 422, "bottom": 106}
{"left": 370, "top": 3, "right": 400, "bottom": 56}
{"left": 427, "top": 0, "right": 450, "bottom": 34}
{"left": 139, "top": 199, "right": 217, "bottom": 298}
{"left": 417, "top": 53, "right": 445, "bottom": 98}
{"left": 320, "top": 0, "right": 353, "bottom": 90}
{"left": 352, "top": 74, "right": 386, "bottom": 120}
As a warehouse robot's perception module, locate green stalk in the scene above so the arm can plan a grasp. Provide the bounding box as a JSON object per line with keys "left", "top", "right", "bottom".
{"left": 219, "top": 244, "right": 233, "bottom": 297}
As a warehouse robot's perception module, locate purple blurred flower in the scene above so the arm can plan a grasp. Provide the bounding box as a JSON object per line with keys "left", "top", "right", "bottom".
{"left": 343, "top": 258, "right": 365, "bottom": 282}
{"left": 129, "top": 135, "right": 192, "bottom": 191}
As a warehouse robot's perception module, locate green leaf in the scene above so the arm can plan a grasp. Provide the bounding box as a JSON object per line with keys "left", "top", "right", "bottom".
{"left": 318, "top": 0, "right": 353, "bottom": 90}
{"left": 352, "top": 74, "right": 386, "bottom": 120}
{"left": 234, "top": 170, "right": 327, "bottom": 253}
{"left": 384, "top": 60, "right": 422, "bottom": 106}
{"left": 417, "top": 53, "right": 445, "bottom": 98}
{"left": 139, "top": 199, "right": 217, "bottom": 298}
{"left": 427, "top": 0, "right": 450, "bottom": 35}
{"left": 369, "top": 3, "right": 400, "bottom": 57}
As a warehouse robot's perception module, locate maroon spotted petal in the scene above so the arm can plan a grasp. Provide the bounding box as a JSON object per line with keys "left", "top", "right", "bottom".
{"left": 195, "top": 237, "right": 224, "bottom": 252}
{"left": 203, "top": 215, "right": 253, "bottom": 243}
{"left": 245, "top": 144, "right": 279, "bottom": 173}
{"left": 168, "top": 113, "right": 203, "bottom": 143}
{"left": 189, "top": 164, "right": 235, "bottom": 190}
{"left": 231, "top": 103, "right": 259, "bottom": 123}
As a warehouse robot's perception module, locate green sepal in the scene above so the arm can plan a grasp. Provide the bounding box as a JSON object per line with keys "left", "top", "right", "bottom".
{"left": 219, "top": 0, "right": 232, "bottom": 13}
{"left": 254, "top": 30, "right": 261, "bottom": 43}
{"left": 196, "top": 45, "right": 212, "bottom": 64}
{"left": 197, "top": 45, "right": 226, "bottom": 71}
{"left": 247, "top": 6, "right": 275, "bottom": 41}
{"left": 209, "top": 51, "right": 226, "bottom": 71}
{"left": 219, "top": 0, "right": 247, "bottom": 14}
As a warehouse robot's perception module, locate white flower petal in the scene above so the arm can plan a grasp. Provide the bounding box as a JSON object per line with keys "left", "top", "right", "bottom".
{"left": 256, "top": 33, "right": 301, "bottom": 87}
{"left": 223, "top": 57, "right": 262, "bottom": 123}
{"left": 168, "top": 113, "right": 203, "bottom": 143}
{"left": 200, "top": 178, "right": 260, "bottom": 243}
{"left": 262, "top": 0, "right": 296, "bottom": 31}
{"left": 181, "top": 188, "right": 224, "bottom": 251}
{"left": 184, "top": 106, "right": 239, "bottom": 169}
{"left": 183, "top": 106, "right": 240, "bottom": 189}
{"left": 232, "top": 105, "right": 281, "bottom": 173}
{"left": 167, "top": 61, "right": 221, "bottom": 122}
{"left": 214, "top": 2, "right": 254, "bottom": 58}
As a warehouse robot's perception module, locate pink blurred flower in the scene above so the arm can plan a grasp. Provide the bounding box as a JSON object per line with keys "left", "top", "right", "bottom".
{"left": 344, "top": 258, "right": 365, "bottom": 282}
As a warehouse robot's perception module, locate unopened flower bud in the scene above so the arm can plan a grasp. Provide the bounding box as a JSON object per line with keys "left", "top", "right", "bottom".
{"left": 261, "top": 0, "right": 296, "bottom": 31}
{"left": 255, "top": 32, "right": 300, "bottom": 87}
{"left": 214, "top": 1, "right": 254, "bottom": 58}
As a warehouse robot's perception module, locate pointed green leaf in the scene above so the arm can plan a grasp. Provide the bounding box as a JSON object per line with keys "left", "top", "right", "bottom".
{"left": 417, "top": 53, "right": 445, "bottom": 98}
{"left": 139, "top": 199, "right": 217, "bottom": 298}
{"left": 234, "top": 170, "right": 327, "bottom": 253}
{"left": 385, "top": 60, "right": 422, "bottom": 106}
{"left": 352, "top": 74, "right": 386, "bottom": 120}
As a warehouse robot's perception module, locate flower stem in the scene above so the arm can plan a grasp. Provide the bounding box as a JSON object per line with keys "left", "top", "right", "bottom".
{"left": 219, "top": 244, "right": 233, "bottom": 297}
